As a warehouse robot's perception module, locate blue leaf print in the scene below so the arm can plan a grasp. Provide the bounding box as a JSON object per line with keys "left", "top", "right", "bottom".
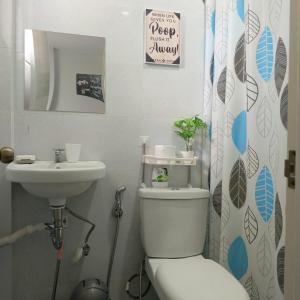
{"left": 211, "top": 10, "right": 216, "bottom": 35}
{"left": 256, "top": 27, "right": 274, "bottom": 81}
{"left": 228, "top": 236, "right": 248, "bottom": 279}
{"left": 255, "top": 166, "right": 274, "bottom": 223}
{"left": 232, "top": 111, "right": 247, "bottom": 154}
{"left": 237, "top": 0, "right": 245, "bottom": 22}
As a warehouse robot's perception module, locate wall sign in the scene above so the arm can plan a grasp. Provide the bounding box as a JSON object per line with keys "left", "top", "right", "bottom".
{"left": 145, "top": 9, "right": 181, "bottom": 66}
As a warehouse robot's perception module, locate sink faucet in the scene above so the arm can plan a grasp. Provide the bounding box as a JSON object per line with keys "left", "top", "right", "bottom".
{"left": 53, "top": 148, "right": 65, "bottom": 163}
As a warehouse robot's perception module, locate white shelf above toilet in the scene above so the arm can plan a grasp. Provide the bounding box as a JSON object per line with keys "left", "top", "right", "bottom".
{"left": 143, "top": 155, "right": 198, "bottom": 166}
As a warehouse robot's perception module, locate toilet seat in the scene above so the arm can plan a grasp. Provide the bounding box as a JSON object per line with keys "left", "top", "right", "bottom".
{"left": 146, "top": 255, "right": 249, "bottom": 300}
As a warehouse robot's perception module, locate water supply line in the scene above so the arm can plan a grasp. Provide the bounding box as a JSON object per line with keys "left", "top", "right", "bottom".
{"left": 50, "top": 204, "right": 96, "bottom": 300}
{"left": 0, "top": 223, "right": 46, "bottom": 248}
{"left": 65, "top": 206, "right": 95, "bottom": 261}
{"left": 70, "top": 186, "right": 126, "bottom": 300}
{"left": 51, "top": 242, "right": 64, "bottom": 300}
{"left": 0, "top": 215, "right": 65, "bottom": 300}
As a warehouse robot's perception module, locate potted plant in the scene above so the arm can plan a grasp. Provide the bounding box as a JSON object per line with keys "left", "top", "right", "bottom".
{"left": 174, "top": 115, "right": 207, "bottom": 159}
{"left": 152, "top": 168, "right": 169, "bottom": 188}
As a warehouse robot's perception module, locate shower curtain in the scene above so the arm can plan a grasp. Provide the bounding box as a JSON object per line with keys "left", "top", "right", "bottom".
{"left": 203, "top": 0, "right": 289, "bottom": 299}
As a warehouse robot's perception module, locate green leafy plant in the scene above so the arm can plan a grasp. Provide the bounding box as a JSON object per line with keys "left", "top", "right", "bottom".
{"left": 154, "top": 174, "right": 169, "bottom": 182}
{"left": 174, "top": 115, "right": 207, "bottom": 151}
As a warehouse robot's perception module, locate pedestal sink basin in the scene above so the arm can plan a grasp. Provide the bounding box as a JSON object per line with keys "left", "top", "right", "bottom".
{"left": 6, "top": 161, "right": 106, "bottom": 206}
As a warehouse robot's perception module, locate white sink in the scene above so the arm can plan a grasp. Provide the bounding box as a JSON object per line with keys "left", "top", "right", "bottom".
{"left": 6, "top": 161, "right": 106, "bottom": 205}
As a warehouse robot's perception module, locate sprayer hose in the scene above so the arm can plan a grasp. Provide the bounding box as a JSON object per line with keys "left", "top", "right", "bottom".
{"left": 51, "top": 258, "right": 61, "bottom": 300}
{"left": 107, "top": 216, "right": 120, "bottom": 288}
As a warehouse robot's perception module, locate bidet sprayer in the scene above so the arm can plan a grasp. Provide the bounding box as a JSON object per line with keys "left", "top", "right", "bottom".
{"left": 113, "top": 185, "right": 126, "bottom": 218}
{"left": 115, "top": 185, "right": 126, "bottom": 199}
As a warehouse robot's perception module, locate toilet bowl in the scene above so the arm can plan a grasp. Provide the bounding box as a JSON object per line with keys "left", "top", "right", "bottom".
{"left": 145, "top": 255, "right": 249, "bottom": 300}
{"left": 139, "top": 188, "right": 250, "bottom": 300}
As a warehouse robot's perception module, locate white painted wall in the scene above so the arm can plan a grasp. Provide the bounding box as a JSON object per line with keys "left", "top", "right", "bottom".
{"left": 11, "top": 0, "right": 205, "bottom": 299}
{"left": 0, "top": 0, "right": 14, "bottom": 299}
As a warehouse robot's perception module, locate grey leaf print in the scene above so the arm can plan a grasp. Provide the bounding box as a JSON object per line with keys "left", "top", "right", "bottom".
{"left": 215, "top": 8, "right": 228, "bottom": 64}
{"left": 220, "top": 236, "right": 229, "bottom": 268}
{"left": 277, "top": 246, "right": 285, "bottom": 294}
{"left": 257, "top": 233, "right": 272, "bottom": 276}
{"left": 229, "top": 159, "right": 247, "bottom": 209}
{"left": 247, "top": 74, "right": 259, "bottom": 111}
{"left": 235, "top": 34, "right": 246, "bottom": 83}
{"left": 269, "top": 131, "right": 280, "bottom": 177}
{"left": 224, "top": 111, "right": 235, "bottom": 137}
{"left": 280, "top": 84, "right": 288, "bottom": 130}
{"left": 221, "top": 195, "right": 230, "bottom": 228}
{"left": 217, "top": 67, "right": 235, "bottom": 104}
{"left": 269, "top": 214, "right": 276, "bottom": 248}
{"left": 210, "top": 202, "right": 220, "bottom": 224}
{"left": 269, "top": 0, "right": 283, "bottom": 32}
{"left": 213, "top": 181, "right": 222, "bottom": 217}
{"left": 247, "top": 144, "right": 259, "bottom": 179}
{"left": 245, "top": 274, "right": 260, "bottom": 300}
{"left": 211, "top": 124, "right": 224, "bottom": 178}
{"left": 275, "top": 194, "right": 283, "bottom": 249}
{"left": 217, "top": 67, "right": 227, "bottom": 103}
{"left": 267, "top": 276, "right": 275, "bottom": 300}
{"left": 246, "top": 9, "right": 260, "bottom": 44}
{"left": 209, "top": 238, "right": 220, "bottom": 263}
{"left": 256, "top": 97, "right": 272, "bottom": 138}
{"left": 226, "top": 69, "right": 235, "bottom": 102}
{"left": 275, "top": 38, "right": 287, "bottom": 96}
{"left": 204, "top": 81, "right": 212, "bottom": 112}
{"left": 244, "top": 206, "right": 258, "bottom": 244}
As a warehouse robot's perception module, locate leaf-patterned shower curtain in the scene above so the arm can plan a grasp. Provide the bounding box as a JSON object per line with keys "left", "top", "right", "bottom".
{"left": 202, "top": 0, "right": 289, "bottom": 299}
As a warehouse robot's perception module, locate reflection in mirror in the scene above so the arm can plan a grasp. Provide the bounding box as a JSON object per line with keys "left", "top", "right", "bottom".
{"left": 24, "top": 30, "right": 105, "bottom": 113}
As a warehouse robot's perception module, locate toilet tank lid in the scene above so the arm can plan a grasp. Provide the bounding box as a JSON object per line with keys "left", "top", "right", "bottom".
{"left": 139, "top": 188, "right": 210, "bottom": 199}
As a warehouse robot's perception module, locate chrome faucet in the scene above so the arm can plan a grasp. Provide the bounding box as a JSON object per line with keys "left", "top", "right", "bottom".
{"left": 53, "top": 148, "right": 65, "bottom": 163}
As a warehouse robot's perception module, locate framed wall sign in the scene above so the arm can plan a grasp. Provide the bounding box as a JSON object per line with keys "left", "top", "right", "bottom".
{"left": 145, "top": 9, "right": 181, "bottom": 66}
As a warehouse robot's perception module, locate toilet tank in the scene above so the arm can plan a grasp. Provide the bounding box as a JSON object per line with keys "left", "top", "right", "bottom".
{"left": 139, "top": 188, "right": 210, "bottom": 258}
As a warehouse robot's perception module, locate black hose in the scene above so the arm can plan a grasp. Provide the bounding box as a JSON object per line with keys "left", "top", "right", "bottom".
{"left": 65, "top": 207, "right": 95, "bottom": 244}
{"left": 107, "top": 187, "right": 126, "bottom": 296}
{"left": 106, "top": 215, "right": 120, "bottom": 288}
{"left": 139, "top": 262, "right": 143, "bottom": 300}
{"left": 51, "top": 258, "right": 61, "bottom": 300}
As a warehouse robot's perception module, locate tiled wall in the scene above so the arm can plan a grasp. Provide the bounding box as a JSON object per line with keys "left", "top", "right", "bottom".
{"left": 9, "top": 0, "right": 205, "bottom": 299}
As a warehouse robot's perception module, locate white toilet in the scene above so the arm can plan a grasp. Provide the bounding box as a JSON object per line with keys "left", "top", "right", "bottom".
{"left": 139, "top": 187, "right": 250, "bottom": 300}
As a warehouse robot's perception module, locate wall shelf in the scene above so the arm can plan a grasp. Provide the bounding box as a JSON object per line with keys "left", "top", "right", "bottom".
{"left": 143, "top": 155, "right": 198, "bottom": 166}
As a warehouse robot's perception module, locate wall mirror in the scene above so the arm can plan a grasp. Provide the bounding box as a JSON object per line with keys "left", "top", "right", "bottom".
{"left": 24, "top": 29, "right": 105, "bottom": 113}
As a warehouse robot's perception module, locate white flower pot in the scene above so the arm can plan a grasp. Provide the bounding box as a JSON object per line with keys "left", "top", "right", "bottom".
{"left": 152, "top": 182, "right": 169, "bottom": 188}
{"left": 180, "top": 151, "right": 194, "bottom": 159}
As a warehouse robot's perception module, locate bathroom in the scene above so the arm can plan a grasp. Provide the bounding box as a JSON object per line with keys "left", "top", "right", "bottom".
{"left": 0, "top": 0, "right": 298, "bottom": 299}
